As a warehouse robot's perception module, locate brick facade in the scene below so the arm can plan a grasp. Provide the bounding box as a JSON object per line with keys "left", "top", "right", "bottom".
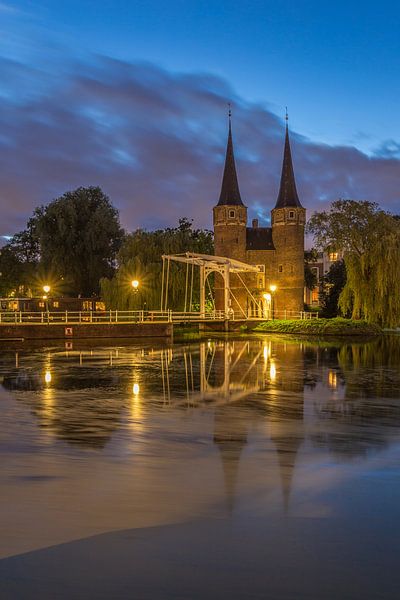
{"left": 213, "top": 120, "right": 305, "bottom": 317}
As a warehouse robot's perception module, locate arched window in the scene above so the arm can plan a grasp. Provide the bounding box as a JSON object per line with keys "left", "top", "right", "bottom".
{"left": 229, "top": 209, "right": 235, "bottom": 219}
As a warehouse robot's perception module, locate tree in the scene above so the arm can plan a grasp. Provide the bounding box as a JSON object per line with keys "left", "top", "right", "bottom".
{"left": 33, "top": 187, "right": 124, "bottom": 296}
{"left": 0, "top": 220, "right": 40, "bottom": 296}
{"left": 319, "top": 259, "right": 347, "bottom": 318}
{"left": 101, "top": 218, "right": 214, "bottom": 310}
{"left": 307, "top": 200, "right": 400, "bottom": 327}
{"left": 304, "top": 249, "right": 319, "bottom": 291}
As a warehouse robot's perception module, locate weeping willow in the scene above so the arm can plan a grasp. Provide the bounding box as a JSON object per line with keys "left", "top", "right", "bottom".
{"left": 308, "top": 200, "right": 400, "bottom": 328}
{"left": 100, "top": 219, "right": 214, "bottom": 311}
{"left": 339, "top": 226, "right": 400, "bottom": 327}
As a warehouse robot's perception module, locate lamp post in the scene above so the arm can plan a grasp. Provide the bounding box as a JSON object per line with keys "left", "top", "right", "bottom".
{"left": 43, "top": 285, "right": 51, "bottom": 317}
{"left": 262, "top": 292, "right": 272, "bottom": 319}
{"left": 131, "top": 280, "right": 140, "bottom": 316}
{"left": 269, "top": 284, "right": 277, "bottom": 319}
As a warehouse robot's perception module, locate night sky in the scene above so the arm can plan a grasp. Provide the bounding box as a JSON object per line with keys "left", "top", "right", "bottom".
{"left": 1, "top": 0, "right": 400, "bottom": 240}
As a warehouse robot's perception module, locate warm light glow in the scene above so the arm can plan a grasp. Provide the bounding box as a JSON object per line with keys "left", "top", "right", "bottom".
{"left": 43, "top": 285, "right": 51, "bottom": 294}
{"left": 269, "top": 284, "right": 277, "bottom": 293}
{"left": 328, "top": 370, "right": 337, "bottom": 389}
{"left": 263, "top": 345, "right": 270, "bottom": 360}
{"left": 131, "top": 280, "right": 139, "bottom": 290}
{"left": 42, "top": 295, "right": 48, "bottom": 300}
{"left": 263, "top": 292, "right": 271, "bottom": 301}
{"left": 132, "top": 383, "right": 140, "bottom": 395}
{"left": 269, "top": 361, "right": 276, "bottom": 381}
{"left": 44, "top": 370, "right": 52, "bottom": 384}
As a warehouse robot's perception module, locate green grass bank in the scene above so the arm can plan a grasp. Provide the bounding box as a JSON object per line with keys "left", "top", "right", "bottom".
{"left": 251, "top": 318, "right": 382, "bottom": 336}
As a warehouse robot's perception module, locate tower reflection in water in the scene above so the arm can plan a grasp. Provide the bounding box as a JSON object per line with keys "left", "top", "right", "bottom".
{"left": 3, "top": 336, "right": 400, "bottom": 513}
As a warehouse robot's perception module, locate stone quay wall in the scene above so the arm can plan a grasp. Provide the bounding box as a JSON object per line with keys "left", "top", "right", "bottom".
{"left": 0, "top": 322, "right": 173, "bottom": 341}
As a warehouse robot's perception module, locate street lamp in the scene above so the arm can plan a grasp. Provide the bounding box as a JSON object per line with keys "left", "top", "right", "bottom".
{"left": 269, "top": 284, "right": 277, "bottom": 319}
{"left": 262, "top": 292, "right": 272, "bottom": 319}
{"left": 43, "top": 285, "right": 51, "bottom": 316}
{"left": 131, "top": 280, "right": 141, "bottom": 317}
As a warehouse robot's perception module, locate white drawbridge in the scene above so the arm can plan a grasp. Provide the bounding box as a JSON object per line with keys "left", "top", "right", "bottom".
{"left": 160, "top": 252, "right": 261, "bottom": 319}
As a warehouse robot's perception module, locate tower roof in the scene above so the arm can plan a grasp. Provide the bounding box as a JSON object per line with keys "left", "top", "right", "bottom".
{"left": 217, "top": 113, "right": 243, "bottom": 206}
{"left": 275, "top": 122, "right": 303, "bottom": 209}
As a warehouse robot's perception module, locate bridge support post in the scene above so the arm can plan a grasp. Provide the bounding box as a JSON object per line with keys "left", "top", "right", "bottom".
{"left": 200, "top": 264, "right": 205, "bottom": 318}
{"left": 224, "top": 264, "right": 230, "bottom": 319}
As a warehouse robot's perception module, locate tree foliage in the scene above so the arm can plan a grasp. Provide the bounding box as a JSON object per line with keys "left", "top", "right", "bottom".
{"left": 319, "top": 259, "right": 347, "bottom": 318}
{"left": 307, "top": 200, "right": 400, "bottom": 327}
{"left": 100, "top": 218, "right": 214, "bottom": 310}
{"left": 304, "top": 249, "right": 319, "bottom": 291}
{"left": 0, "top": 220, "right": 40, "bottom": 296}
{"left": 34, "top": 187, "right": 124, "bottom": 296}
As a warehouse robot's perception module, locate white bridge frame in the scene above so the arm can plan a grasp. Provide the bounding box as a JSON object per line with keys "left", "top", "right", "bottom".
{"left": 161, "top": 252, "right": 260, "bottom": 318}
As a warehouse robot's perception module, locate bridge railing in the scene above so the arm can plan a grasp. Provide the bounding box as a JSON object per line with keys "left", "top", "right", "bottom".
{"left": 0, "top": 310, "right": 162, "bottom": 324}
{"left": 0, "top": 309, "right": 227, "bottom": 325}
{"left": 0, "top": 308, "right": 320, "bottom": 325}
{"left": 171, "top": 311, "right": 226, "bottom": 322}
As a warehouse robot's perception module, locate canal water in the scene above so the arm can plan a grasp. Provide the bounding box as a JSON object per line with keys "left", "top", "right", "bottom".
{"left": 1, "top": 335, "right": 400, "bottom": 599}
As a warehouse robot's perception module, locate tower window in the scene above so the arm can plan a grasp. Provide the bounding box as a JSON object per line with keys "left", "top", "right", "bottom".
{"left": 278, "top": 265, "right": 283, "bottom": 273}
{"left": 229, "top": 210, "right": 235, "bottom": 218}
{"left": 288, "top": 211, "right": 295, "bottom": 220}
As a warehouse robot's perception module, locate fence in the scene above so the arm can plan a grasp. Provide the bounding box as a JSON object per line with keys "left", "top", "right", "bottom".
{"left": 0, "top": 308, "right": 319, "bottom": 325}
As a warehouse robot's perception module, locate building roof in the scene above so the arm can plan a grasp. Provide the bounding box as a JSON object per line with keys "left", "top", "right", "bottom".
{"left": 246, "top": 227, "right": 275, "bottom": 251}
{"left": 217, "top": 116, "right": 244, "bottom": 206}
{"left": 275, "top": 125, "right": 303, "bottom": 209}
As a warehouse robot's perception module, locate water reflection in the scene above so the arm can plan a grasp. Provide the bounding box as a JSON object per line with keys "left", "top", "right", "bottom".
{"left": 0, "top": 336, "right": 400, "bottom": 560}
{"left": 1, "top": 337, "right": 400, "bottom": 502}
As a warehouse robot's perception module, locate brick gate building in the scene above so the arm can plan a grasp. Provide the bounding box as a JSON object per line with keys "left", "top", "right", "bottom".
{"left": 213, "top": 115, "right": 305, "bottom": 317}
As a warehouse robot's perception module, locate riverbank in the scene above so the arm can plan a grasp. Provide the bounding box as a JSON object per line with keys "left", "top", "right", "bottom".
{"left": 251, "top": 318, "right": 382, "bottom": 336}
{"left": 0, "top": 322, "right": 173, "bottom": 341}
{"left": 2, "top": 516, "right": 399, "bottom": 600}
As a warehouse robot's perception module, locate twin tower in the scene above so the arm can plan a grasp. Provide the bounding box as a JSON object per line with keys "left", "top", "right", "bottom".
{"left": 212, "top": 116, "right": 306, "bottom": 316}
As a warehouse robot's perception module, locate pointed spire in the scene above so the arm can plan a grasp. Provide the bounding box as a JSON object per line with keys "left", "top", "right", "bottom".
{"left": 275, "top": 112, "right": 303, "bottom": 209}
{"left": 217, "top": 106, "right": 243, "bottom": 206}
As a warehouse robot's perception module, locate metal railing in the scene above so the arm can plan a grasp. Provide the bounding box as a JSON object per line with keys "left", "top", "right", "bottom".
{"left": 246, "top": 309, "right": 319, "bottom": 320}
{"left": 0, "top": 308, "right": 319, "bottom": 325}
{"left": 0, "top": 310, "right": 168, "bottom": 324}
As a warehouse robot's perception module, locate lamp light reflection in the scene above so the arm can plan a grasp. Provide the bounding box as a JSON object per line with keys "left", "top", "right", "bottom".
{"left": 269, "top": 361, "right": 276, "bottom": 381}
{"left": 328, "top": 370, "right": 337, "bottom": 389}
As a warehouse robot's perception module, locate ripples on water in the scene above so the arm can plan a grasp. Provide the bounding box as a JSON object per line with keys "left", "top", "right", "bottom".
{"left": 1, "top": 335, "right": 400, "bottom": 568}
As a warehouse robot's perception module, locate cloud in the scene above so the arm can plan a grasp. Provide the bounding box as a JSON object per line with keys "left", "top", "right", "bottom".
{"left": 0, "top": 55, "right": 400, "bottom": 239}
{"left": 0, "top": 2, "right": 19, "bottom": 13}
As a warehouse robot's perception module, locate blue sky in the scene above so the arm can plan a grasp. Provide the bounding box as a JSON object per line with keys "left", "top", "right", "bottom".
{"left": 1, "top": 0, "right": 400, "bottom": 237}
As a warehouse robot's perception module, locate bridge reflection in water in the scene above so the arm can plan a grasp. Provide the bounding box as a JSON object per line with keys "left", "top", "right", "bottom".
{"left": 2, "top": 335, "right": 400, "bottom": 523}
{"left": 156, "top": 340, "right": 305, "bottom": 512}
